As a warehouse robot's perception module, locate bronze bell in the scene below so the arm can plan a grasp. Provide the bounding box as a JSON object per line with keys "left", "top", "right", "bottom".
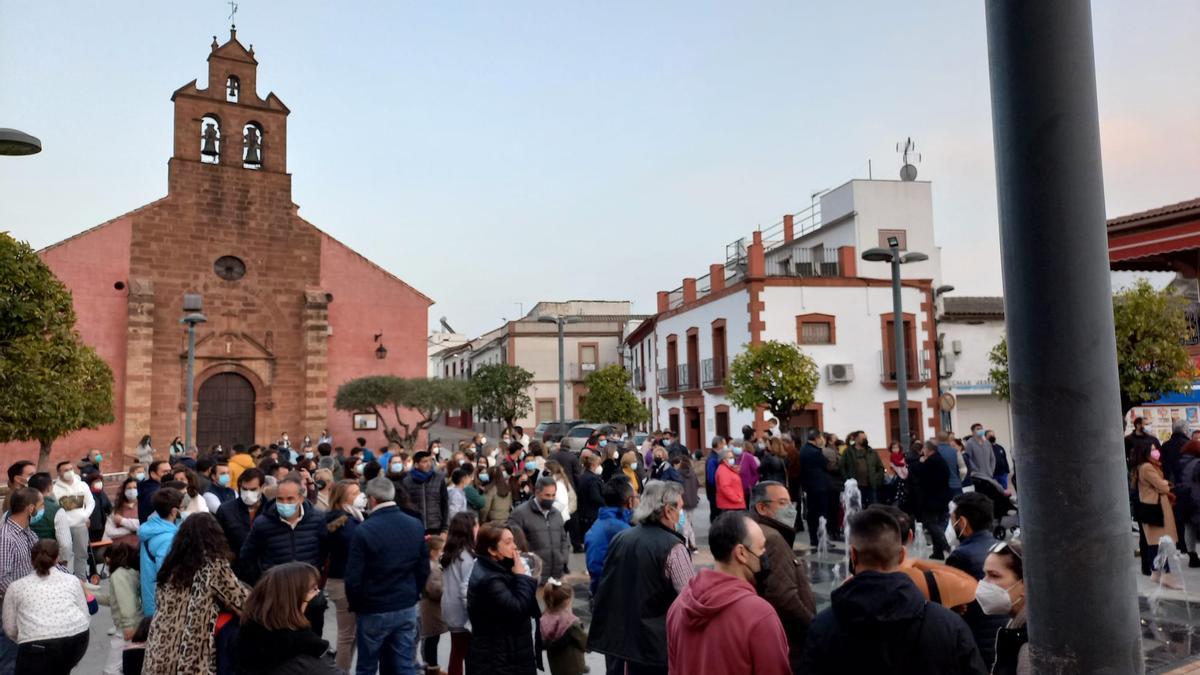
{"left": 243, "top": 126, "right": 261, "bottom": 166}
{"left": 201, "top": 122, "right": 219, "bottom": 158}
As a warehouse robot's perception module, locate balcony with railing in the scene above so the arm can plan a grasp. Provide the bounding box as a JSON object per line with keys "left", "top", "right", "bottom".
{"left": 657, "top": 367, "right": 671, "bottom": 394}
{"left": 676, "top": 363, "right": 690, "bottom": 391}
{"left": 878, "top": 349, "right": 932, "bottom": 385}
{"left": 701, "top": 358, "right": 727, "bottom": 388}
{"left": 633, "top": 367, "right": 645, "bottom": 391}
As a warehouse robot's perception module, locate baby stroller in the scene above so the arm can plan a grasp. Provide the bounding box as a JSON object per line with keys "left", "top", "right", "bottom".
{"left": 968, "top": 472, "right": 1019, "bottom": 540}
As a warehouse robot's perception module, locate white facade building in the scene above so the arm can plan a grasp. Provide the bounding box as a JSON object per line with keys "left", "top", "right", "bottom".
{"left": 938, "top": 297, "right": 1014, "bottom": 445}
{"left": 627, "top": 178, "right": 953, "bottom": 450}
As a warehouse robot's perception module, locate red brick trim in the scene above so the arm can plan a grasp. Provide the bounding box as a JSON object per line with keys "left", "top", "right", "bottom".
{"left": 883, "top": 400, "right": 923, "bottom": 447}
{"left": 879, "top": 312, "right": 920, "bottom": 389}
{"left": 796, "top": 312, "right": 837, "bottom": 345}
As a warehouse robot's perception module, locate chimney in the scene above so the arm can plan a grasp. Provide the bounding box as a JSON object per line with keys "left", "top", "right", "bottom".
{"left": 838, "top": 246, "right": 857, "bottom": 277}
{"left": 747, "top": 232, "right": 765, "bottom": 278}
{"left": 656, "top": 291, "right": 670, "bottom": 313}
{"left": 709, "top": 264, "right": 725, "bottom": 291}
{"left": 783, "top": 214, "right": 795, "bottom": 242}
{"left": 682, "top": 278, "right": 697, "bottom": 303}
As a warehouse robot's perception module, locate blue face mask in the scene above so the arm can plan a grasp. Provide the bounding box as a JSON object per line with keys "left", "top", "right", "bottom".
{"left": 599, "top": 439, "right": 608, "bottom": 448}
{"left": 390, "top": 462, "right": 405, "bottom": 474}
{"left": 217, "top": 474, "right": 231, "bottom": 486}
{"left": 276, "top": 502, "right": 299, "bottom": 519}
{"left": 525, "top": 461, "right": 538, "bottom": 472}
{"left": 30, "top": 507, "right": 45, "bottom": 525}
{"left": 479, "top": 473, "right": 491, "bottom": 484}
{"left": 94, "top": 453, "right": 103, "bottom": 462}
{"left": 732, "top": 446, "right": 744, "bottom": 456}
{"left": 675, "top": 510, "right": 687, "bottom": 534}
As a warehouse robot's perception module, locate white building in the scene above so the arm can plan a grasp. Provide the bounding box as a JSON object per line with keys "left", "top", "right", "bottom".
{"left": 427, "top": 317, "right": 468, "bottom": 377}
{"left": 938, "top": 296, "right": 1014, "bottom": 444}
{"left": 431, "top": 301, "right": 649, "bottom": 434}
{"left": 627, "top": 178, "right": 953, "bottom": 450}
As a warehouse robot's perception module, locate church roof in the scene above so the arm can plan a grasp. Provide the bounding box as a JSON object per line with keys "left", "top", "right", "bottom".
{"left": 37, "top": 196, "right": 169, "bottom": 255}
{"left": 209, "top": 28, "right": 257, "bottom": 65}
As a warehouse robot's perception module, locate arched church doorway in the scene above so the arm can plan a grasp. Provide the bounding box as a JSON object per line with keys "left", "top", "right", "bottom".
{"left": 197, "top": 372, "right": 256, "bottom": 449}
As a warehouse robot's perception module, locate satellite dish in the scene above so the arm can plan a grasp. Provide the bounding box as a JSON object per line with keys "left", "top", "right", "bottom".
{"left": 900, "top": 164, "right": 918, "bottom": 181}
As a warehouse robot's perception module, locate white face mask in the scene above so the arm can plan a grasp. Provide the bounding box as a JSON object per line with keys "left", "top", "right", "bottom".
{"left": 240, "top": 489, "right": 261, "bottom": 506}
{"left": 975, "top": 579, "right": 1019, "bottom": 616}
{"left": 355, "top": 463, "right": 366, "bottom": 474}
{"left": 630, "top": 462, "right": 638, "bottom": 471}
{"left": 124, "top": 488, "right": 138, "bottom": 501}
{"left": 353, "top": 493, "right": 368, "bottom": 510}
{"left": 61, "top": 470, "right": 76, "bottom": 483}
{"left": 592, "top": 465, "right": 603, "bottom": 475}
{"left": 92, "top": 481, "right": 103, "bottom": 491}
{"left": 480, "top": 437, "right": 488, "bottom": 446}
{"left": 944, "top": 519, "right": 961, "bottom": 550}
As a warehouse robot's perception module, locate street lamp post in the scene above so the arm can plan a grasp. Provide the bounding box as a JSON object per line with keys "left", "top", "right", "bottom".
{"left": 181, "top": 294, "right": 207, "bottom": 452}
{"left": 0, "top": 128, "right": 41, "bottom": 156}
{"left": 862, "top": 240, "right": 928, "bottom": 446}
{"left": 538, "top": 315, "right": 582, "bottom": 424}
{"left": 933, "top": 284, "right": 955, "bottom": 431}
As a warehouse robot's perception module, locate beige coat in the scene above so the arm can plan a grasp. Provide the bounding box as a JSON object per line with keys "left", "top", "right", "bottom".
{"left": 1137, "top": 462, "right": 1177, "bottom": 545}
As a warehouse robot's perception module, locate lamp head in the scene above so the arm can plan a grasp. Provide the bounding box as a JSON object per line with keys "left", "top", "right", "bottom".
{"left": 537, "top": 316, "right": 559, "bottom": 324}
{"left": 861, "top": 248, "right": 893, "bottom": 262}
{"left": 887, "top": 236, "right": 900, "bottom": 248}
{"left": 900, "top": 252, "right": 929, "bottom": 264}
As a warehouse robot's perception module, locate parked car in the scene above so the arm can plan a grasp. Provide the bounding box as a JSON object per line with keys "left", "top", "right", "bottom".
{"left": 561, "top": 423, "right": 618, "bottom": 452}
{"left": 540, "top": 419, "right": 587, "bottom": 443}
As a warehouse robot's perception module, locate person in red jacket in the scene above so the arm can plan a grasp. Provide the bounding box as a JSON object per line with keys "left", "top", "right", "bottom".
{"left": 666, "top": 512, "right": 790, "bottom": 675}
{"left": 715, "top": 450, "right": 746, "bottom": 511}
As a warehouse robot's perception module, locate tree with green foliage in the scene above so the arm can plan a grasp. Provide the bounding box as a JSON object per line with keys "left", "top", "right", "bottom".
{"left": 335, "top": 375, "right": 474, "bottom": 448}
{"left": 727, "top": 340, "right": 820, "bottom": 429}
{"left": 579, "top": 365, "right": 649, "bottom": 427}
{"left": 0, "top": 234, "right": 115, "bottom": 470}
{"left": 989, "top": 278, "right": 1194, "bottom": 414}
{"left": 470, "top": 363, "right": 534, "bottom": 431}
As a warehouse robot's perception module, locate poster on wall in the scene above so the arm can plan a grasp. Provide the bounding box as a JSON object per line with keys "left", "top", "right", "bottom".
{"left": 1126, "top": 406, "right": 1196, "bottom": 442}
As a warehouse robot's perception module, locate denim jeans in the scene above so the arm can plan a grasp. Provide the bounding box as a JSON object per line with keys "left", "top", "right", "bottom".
{"left": 356, "top": 605, "right": 417, "bottom": 675}
{"left": 0, "top": 631, "right": 17, "bottom": 675}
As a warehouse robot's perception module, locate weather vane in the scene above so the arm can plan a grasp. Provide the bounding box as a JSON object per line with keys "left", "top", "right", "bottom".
{"left": 228, "top": 1, "right": 238, "bottom": 29}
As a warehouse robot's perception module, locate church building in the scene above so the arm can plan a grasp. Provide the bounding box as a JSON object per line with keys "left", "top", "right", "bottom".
{"left": 0, "top": 30, "right": 431, "bottom": 469}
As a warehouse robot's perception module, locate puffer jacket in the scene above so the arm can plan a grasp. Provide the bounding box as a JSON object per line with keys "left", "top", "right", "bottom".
{"left": 482, "top": 485, "right": 515, "bottom": 524}
{"left": 466, "top": 556, "right": 541, "bottom": 675}
{"left": 403, "top": 470, "right": 449, "bottom": 532}
{"left": 507, "top": 499, "right": 569, "bottom": 582}
{"left": 138, "top": 513, "right": 177, "bottom": 616}
{"left": 238, "top": 501, "right": 328, "bottom": 584}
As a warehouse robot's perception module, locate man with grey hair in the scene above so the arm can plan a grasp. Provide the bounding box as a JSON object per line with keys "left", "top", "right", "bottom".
{"left": 507, "top": 475, "right": 570, "bottom": 582}
{"left": 750, "top": 481, "right": 815, "bottom": 672}
{"left": 346, "top": 476, "right": 429, "bottom": 675}
{"left": 590, "top": 480, "right": 692, "bottom": 675}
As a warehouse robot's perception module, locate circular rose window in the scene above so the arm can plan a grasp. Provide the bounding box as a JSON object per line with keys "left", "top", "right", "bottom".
{"left": 214, "top": 255, "right": 246, "bottom": 281}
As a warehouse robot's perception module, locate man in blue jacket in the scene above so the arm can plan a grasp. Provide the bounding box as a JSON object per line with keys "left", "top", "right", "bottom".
{"left": 239, "top": 475, "right": 329, "bottom": 633}
{"left": 139, "top": 487, "right": 183, "bottom": 616}
{"left": 584, "top": 477, "right": 639, "bottom": 598}
{"left": 346, "top": 476, "right": 430, "bottom": 675}
{"left": 705, "top": 436, "right": 727, "bottom": 524}
{"left": 945, "top": 492, "right": 1007, "bottom": 667}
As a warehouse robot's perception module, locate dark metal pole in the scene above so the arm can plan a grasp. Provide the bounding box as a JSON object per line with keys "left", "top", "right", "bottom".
{"left": 891, "top": 251, "right": 909, "bottom": 446}
{"left": 558, "top": 318, "right": 566, "bottom": 423}
{"left": 985, "top": 2, "right": 1143, "bottom": 672}
{"left": 185, "top": 320, "right": 197, "bottom": 451}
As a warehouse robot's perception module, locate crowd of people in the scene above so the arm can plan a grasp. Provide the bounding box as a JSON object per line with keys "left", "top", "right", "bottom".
{"left": 0, "top": 421, "right": 1035, "bottom": 674}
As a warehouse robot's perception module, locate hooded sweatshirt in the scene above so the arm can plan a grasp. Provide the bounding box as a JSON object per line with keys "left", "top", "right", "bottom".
{"left": 666, "top": 569, "right": 791, "bottom": 675}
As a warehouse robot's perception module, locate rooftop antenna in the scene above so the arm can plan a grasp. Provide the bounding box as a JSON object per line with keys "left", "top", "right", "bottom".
{"left": 228, "top": 1, "right": 238, "bottom": 30}
{"left": 439, "top": 316, "right": 456, "bottom": 334}
{"left": 897, "top": 137, "right": 921, "bottom": 181}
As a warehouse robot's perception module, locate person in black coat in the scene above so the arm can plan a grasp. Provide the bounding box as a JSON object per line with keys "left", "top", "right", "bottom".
{"left": 216, "top": 468, "right": 267, "bottom": 581}
{"left": 798, "top": 431, "right": 834, "bottom": 547}
{"left": 466, "top": 523, "right": 541, "bottom": 675}
{"left": 237, "top": 561, "right": 341, "bottom": 675}
{"left": 913, "top": 440, "right": 953, "bottom": 560}
{"left": 802, "top": 508, "right": 987, "bottom": 675}
{"left": 550, "top": 443, "right": 582, "bottom": 488}
{"left": 137, "top": 460, "right": 170, "bottom": 522}
{"left": 577, "top": 455, "right": 606, "bottom": 545}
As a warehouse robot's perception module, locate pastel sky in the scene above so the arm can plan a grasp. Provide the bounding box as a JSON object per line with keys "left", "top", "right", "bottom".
{"left": 2, "top": 2, "right": 1197, "bottom": 337}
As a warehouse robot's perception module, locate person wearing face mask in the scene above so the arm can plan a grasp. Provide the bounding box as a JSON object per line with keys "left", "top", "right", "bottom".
{"left": 203, "top": 461, "right": 237, "bottom": 512}
{"left": 964, "top": 423, "right": 996, "bottom": 483}
{"left": 649, "top": 447, "right": 682, "bottom": 485}
{"left": 802, "top": 508, "right": 987, "bottom": 674}
{"left": 404, "top": 451, "right": 451, "bottom": 535}
{"left": 589, "top": 480, "right": 692, "bottom": 675}
{"left": 945, "top": 493, "right": 1008, "bottom": 667}
{"left": 979, "top": 541, "right": 1029, "bottom": 675}
{"left": 1133, "top": 443, "right": 1182, "bottom": 587}
{"left": 324, "top": 480, "right": 366, "bottom": 671}
{"left": 749, "top": 481, "right": 815, "bottom": 673}
{"left": 83, "top": 470, "right": 113, "bottom": 579}
{"left": 105, "top": 477, "right": 142, "bottom": 548}
{"left": 620, "top": 451, "right": 643, "bottom": 493}
{"left": 51, "top": 461, "right": 94, "bottom": 580}
{"left": 716, "top": 448, "right": 747, "bottom": 511}
{"left": 914, "top": 440, "right": 954, "bottom": 561}
{"left": 0, "top": 488, "right": 46, "bottom": 673}
{"left": 138, "top": 487, "right": 184, "bottom": 616}
{"left": 667, "top": 512, "right": 791, "bottom": 675}
{"left": 237, "top": 562, "right": 339, "bottom": 675}
{"left": 215, "top": 468, "right": 266, "bottom": 581}
{"left": 584, "top": 477, "right": 637, "bottom": 599}
{"left": 481, "top": 466, "right": 515, "bottom": 525}
{"left": 506, "top": 476, "right": 569, "bottom": 582}
{"left": 731, "top": 440, "right": 761, "bottom": 505}
{"left": 576, "top": 454, "right": 606, "bottom": 539}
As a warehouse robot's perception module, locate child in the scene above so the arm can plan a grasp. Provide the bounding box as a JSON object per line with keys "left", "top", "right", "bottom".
{"left": 447, "top": 468, "right": 470, "bottom": 521}
{"left": 540, "top": 577, "right": 588, "bottom": 675}
{"left": 420, "top": 534, "right": 448, "bottom": 675}
{"left": 90, "top": 542, "right": 143, "bottom": 675}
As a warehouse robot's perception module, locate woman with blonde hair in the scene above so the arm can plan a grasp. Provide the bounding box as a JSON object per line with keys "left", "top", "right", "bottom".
{"left": 620, "top": 451, "right": 642, "bottom": 493}
{"left": 236, "top": 562, "right": 339, "bottom": 674}
{"left": 324, "top": 479, "right": 365, "bottom": 671}
{"left": 543, "top": 460, "right": 576, "bottom": 524}
{"left": 312, "top": 468, "right": 335, "bottom": 511}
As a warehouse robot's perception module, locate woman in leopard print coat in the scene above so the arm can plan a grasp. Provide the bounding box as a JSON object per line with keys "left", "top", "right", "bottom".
{"left": 143, "top": 512, "right": 248, "bottom": 675}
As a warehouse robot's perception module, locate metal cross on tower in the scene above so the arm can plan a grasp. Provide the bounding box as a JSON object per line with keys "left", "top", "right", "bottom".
{"left": 228, "top": 1, "right": 238, "bottom": 29}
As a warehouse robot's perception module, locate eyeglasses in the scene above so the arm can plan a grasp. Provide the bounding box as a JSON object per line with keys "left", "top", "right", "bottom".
{"left": 989, "top": 541, "right": 1022, "bottom": 561}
